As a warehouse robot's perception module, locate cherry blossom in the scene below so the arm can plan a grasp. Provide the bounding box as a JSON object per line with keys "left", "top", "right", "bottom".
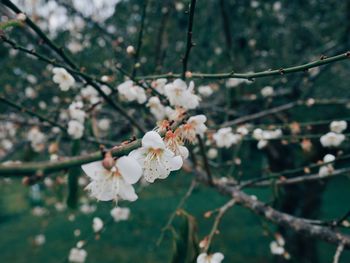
{"left": 117, "top": 80, "right": 147, "bottom": 104}
{"left": 27, "top": 127, "right": 46, "bottom": 152}
{"left": 198, "top": 85, "right": 213, "bottom": 97}
{"left": 151, "top": 78, "right": 167, "bottom": 94}
{"left": 213, "top": 127, "right": 242, "bottom": 148}
{"left": 179, "top": 115, "right": 208, "bottom": 142}
{"left": 164, "top": 130, "right": 189, "bottom": 160}
{"left": 261, "top": 86, "right": 274, "bottom": 97}
{"left": 164, "top": 79, "right": 200, "bottom": 109}
{"left": 197, "top": 252, "right": 224, "bottom": 263}
{"left": 52, "top": 67, "right": 75, "bottom": 91}
{"left": 129, "top": 131, "right": 183, "bottom": 183}
{"left": 68, "top": 248, "right": 87, "bottom": 263}
{"left": 81, "top": 156, "right": 142, "bottom": 202}
{"left": 110, "top": 206, "right": 130, "bottom": 222}
{"left": 146, "top": 96, "right": 166, "bottom": 121}
{"left": 92, "top": 217, "right": 104, "bottom": 232}
{"left": 330, "top": 120, "right": 347, "bottom": 133}
{"left": 68, "top": 120, "right": 84, "bottom": 139}
{"left": 320, "top": 132, "right": 345, "bottom": 147}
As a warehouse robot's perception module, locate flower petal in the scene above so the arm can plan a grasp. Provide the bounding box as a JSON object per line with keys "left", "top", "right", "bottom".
{"left": 118, "top": 179, "right": 138, "bottom": 202}
{"left": 81, "top": 161, "right": 109, "bottom": 180}
{"left": 116, "top": 156, "right": 142, "bottom": 184}
{"left": 142, "top": 131, "right": 165, "bottom": 149}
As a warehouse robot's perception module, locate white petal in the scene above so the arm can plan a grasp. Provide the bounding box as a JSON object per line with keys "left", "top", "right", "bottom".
{"left": 212, "top": 252, "right": 224, "bottom": 263}
{"left": 142, "top": 131, "right": 165, "bottom": 149}
{"left": 116, "top": 156, "right": 142, "bottom": 184}
{"left": 118, "top": 179, "right": 138, "bottom": 202}
{"left": 179, "top": 145, "right": 189, "bottom": 159}
{"left": 81, "top": 161, "right": 109, "bottom": 180}
{"left": 196, "top": 253, "right": 207, "bottom": 263}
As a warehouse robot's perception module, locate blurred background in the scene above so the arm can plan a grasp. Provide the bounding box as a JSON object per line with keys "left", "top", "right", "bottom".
{"left": 1, "top": 0, "right": 350, "bottom": 262}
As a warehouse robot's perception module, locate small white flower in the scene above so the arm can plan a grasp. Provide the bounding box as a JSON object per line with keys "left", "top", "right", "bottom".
{"left": 126, "top": 45, "right": 135, "bottom": 55}
{"left": 207, "top": 148, "right": 218, "bottom": 159}
{"left": 34, "top": 234, "right": 46, "bottom": 246}
{"left": 68, "top": 248, "right": 87, "bottom": 263}
{"left": 117, "top": 80, "right": 146, "bottom": 104}
{"left": 323, "top": 154, "right": 335, "bottom": 163}
{"left": 52, "top": 67, "right": 75, "bottom": 91}
{"left": 198, "top": 85, "right": 213, "bottom": 97}
{"left": 25, "top": 87, "right": 37, "bottom": 99}
{"left": 236, "top": 126, "right": 249, "bottom": 136}
{"left": 92, "top": 217, "right": 103, "bottom": 232}
{"left": 27, "top": 127, "right": 46, "bottom": 152}
{"left": 270, "top": 241, "right": 285, "bottom": 255}
{"left": 146, "top": 96, "right": 166, "bottom": 120}
{"left": 98, "top": 118, "right": 111, "bottom": 131}
{"left": 320, "top": 132, "right": 345, "bottom": 147}
{"left": 213, "top": 127, "right": 241, "bottom": 148}
{"left": 197, "top": 252, "right": 224, "bottom": 263}
{"left": 179, "top": 115, "right": 207, "bottom": 142}
{"left": 330, "top": 121, "right": 347, "bottom": 133}
{"left": 81, "top": 85, "right": 99, "bottom": 104}
{"left": 261, "top": 86, "right": 274, "bottom": 97}
{"left": 164, "top": 79, "right": 200, "bottom": 109}
{"left": 110, "top": 206, "right": 130, "bottom": 222}
{"left": 225, "top": 78, "right": 250, "bottom": 88}
{"left": 151, "top": 78, "right": 167, "bottom": 94}
{"left": 129, "top": 131, "right": 183, "bottom": 183}
{"left": 68, "top": 120, "right": 84, "bottom": 139}
{"left": 82, "top": 156, "right": 142, "bottom": 202}
{"left": 69, "top": 102, "right": 86, "bottom": 123}
{"left": 16, "top": 13, "right": 27, "bottom": 22}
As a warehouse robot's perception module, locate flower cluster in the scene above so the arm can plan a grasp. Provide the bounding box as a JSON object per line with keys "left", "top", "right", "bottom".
{"left": 213, "top": 127, "right": 242, "bottom": 148}
{"left": 320, "top": 120, "right": 347, "bottom": 148}
{"left": 252, "top": 128, "right": 283, "bottom": 149}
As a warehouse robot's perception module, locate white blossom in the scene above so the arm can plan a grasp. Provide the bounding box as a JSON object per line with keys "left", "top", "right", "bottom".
{"left": 146, "top": 96, "right": 166, "bottom": 120}
{"left": 330, "top": 121, "right": 347, "bottom": 133}
{"left": 179, "top": 115, "right": 208, "bottom": 142}
{"left": 34, "top": 234, "right": 46, "bottom": 246}
{"left": 68, "top": 248, "right": 87, "bottom": 263}
{"left": 27, "top": 127, "right": 46, "bottom": 152}
{"left": 320, "top": 132, "right": 345, "bottom": 147}
{"left": 110, "top": 206, "right": 130, "bottom": 222}
{"left": 207, "top": 148, "right": 218, "bottom": 159}
{"left": 261, "top": 86, "right": 274, "bottom": 97}
{"left": 52, "top": 67, "right": 75, "bottom": 91}
{"left": 319, "top": 154, "right": 335, "bottom": 176}
{"left": 164, "top": 79, "right": 200, "bottom": 109}
{"left": 117, "top": 80, "right": 147, "bottom": 104}
{"left": 129, "top": 131, "right": 183, "bottom": 183}
{"left": 225, "top": 78, "right": 250, "bottom": 88}
{"left": 197, "top": 252, "right": 224, "bottom": 263}
{"left": 164, "top": 130, "right": 189, "bottom": 160}
{"left": 68, "top": 120, "right": 84, "bottom": 139}
{"left": 97, "top": 118, "right": 111, "bottom": 131}
{"left": 82, "top": 156, "right": 142, "bottom": 202}
{"left": 151, "top": 78, "right": 167, "bottom": 94}
{"left": 69, "top": 102, "right": 86, "bottom": 123}
{"left": 92, "top": 217, "right": 103, "bottom": 232}
{"left": 270, "top": 241, "right": 285, "bottom": 255}
{"left": 213, "top": 127, "right": 242, "bottom": 148}
{"left": 80, "top": 85, "right": 99, "bottom": 104}
{"left": 198, "top": 85, "right": 213, "bottom": 97}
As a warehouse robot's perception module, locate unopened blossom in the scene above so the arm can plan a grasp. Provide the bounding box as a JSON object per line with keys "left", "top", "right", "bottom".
{"left": 197, "top": 252, "right": 224, "bottom": 263}
{"left": 92, "top": 217, "right": 103, "bottom": 232}
{"left": 68, "top": 248, "right": 87, "bottom": 263}
{"left": 320, "top": 132, "right": 345, "bottom": 147}
{"left": 330, "top": 120, "right": 347, "bottom": 133}
{"left": 68, "top": 120, "right": 84, "bottom": 139}
{"left": 213, "top": 127, "right": 241, "bottom": 148}
{"left": 198, "top": 85, "right": 213, "bottom": 97}
{"left": 126, "top": 45, "right": 135, "bottom": 55}
{"left": 179, "top": 115, "right": 207, "bottom": 142}
{"left": 82, "top": 156, "right": 142, "bottom": 202}
{"left": 164, "top": 130, "right": 189, "bottom": 160}
{"left": 164, "top": 79, "right": 200, "bottom": 109}
{"left": 110, "top": 206, "right": 130, "bottom": 222}
{"left": 146, "top": 96, "right": 166, "bottom": 120}
{"left": 207, "top": 148, "right": 218, "bottom": 159}
{"left": 98, "top": 118, "right": 111, "bottom": 131}
{"left": 151, "top": 78, "right": 167, "bottom": 94}
{"left": 117, "top": 80, "right": 147, "bottom": 104}
{"left": 129, "top": 131, "right": 183, "bottom": 183}
{"left": 261, "top": 86, "right": 274, "bottom": 97}
{"left": 52, "top": 67, "right": 75, "bottom": 91}
{"left": 27, "top": 127, "right": 46, "bottom": 152}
